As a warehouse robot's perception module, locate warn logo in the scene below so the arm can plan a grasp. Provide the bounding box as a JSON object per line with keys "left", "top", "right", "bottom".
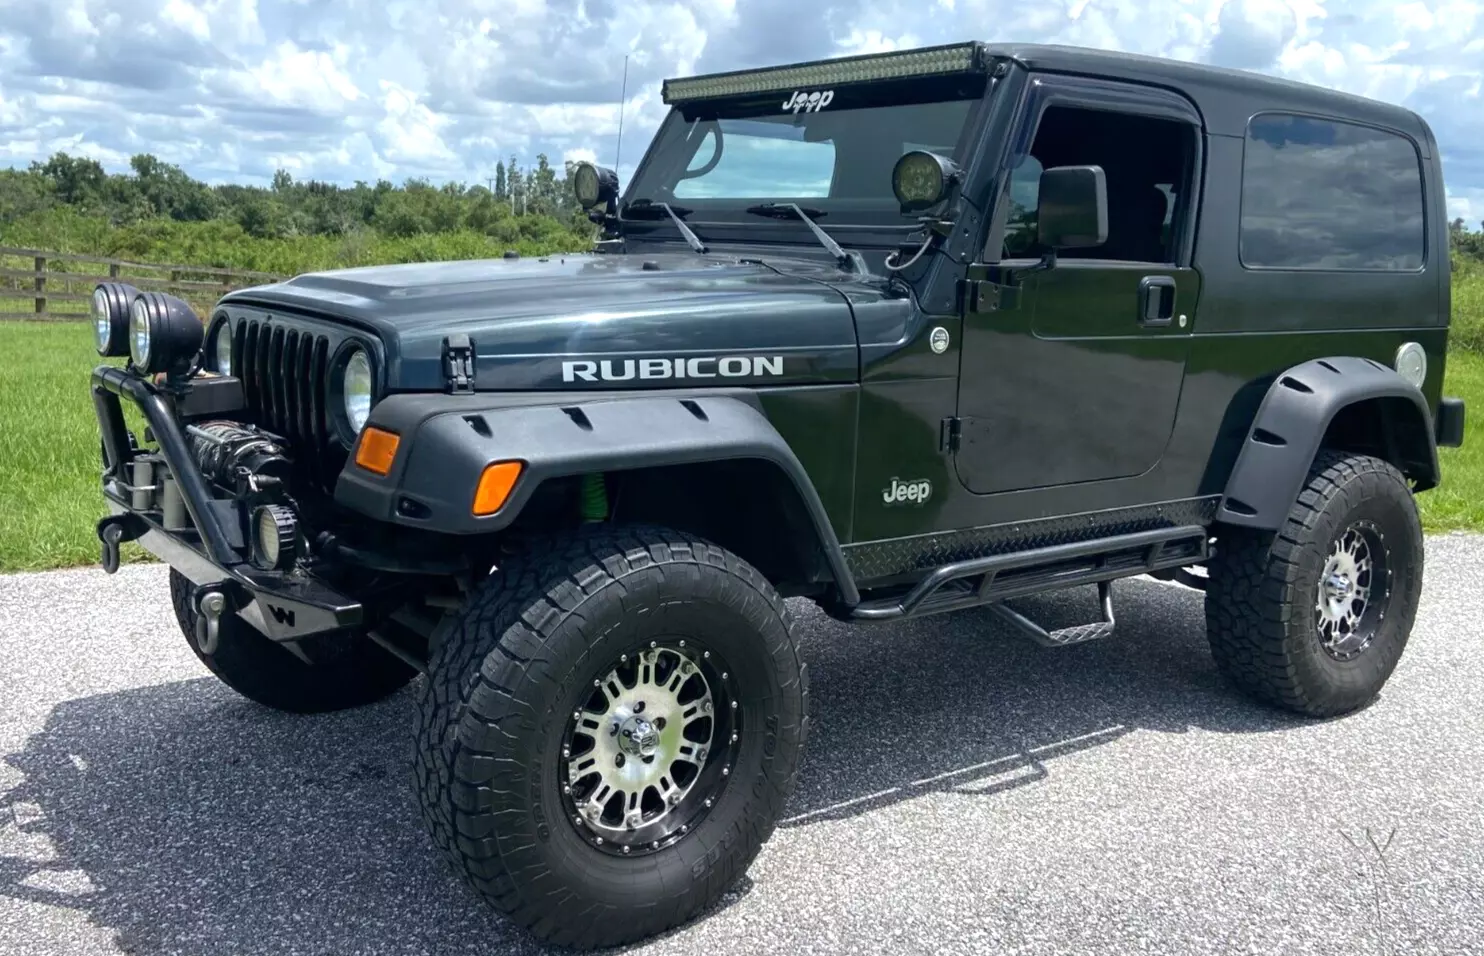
{"left": 562, "top": 355, "right": 785, "bottom": 383}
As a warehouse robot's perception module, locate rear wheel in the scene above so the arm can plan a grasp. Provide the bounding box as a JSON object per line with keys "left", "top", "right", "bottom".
{"left": 1205, "top": 451, "right": 1424, "bottom": 717}
{"left": 168, "top": 569, "right": 417, "bottom": 714}
{"left": 413, "top": 526, "right": 808, "bottom": 949}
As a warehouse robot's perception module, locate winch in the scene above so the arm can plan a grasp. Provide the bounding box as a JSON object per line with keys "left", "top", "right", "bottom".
{"left": 187, "top": 421, "right": 293, "bottom": 497}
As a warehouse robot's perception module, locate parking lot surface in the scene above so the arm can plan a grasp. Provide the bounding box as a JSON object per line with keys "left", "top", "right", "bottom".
{"left": 2, "top": 535, "right": 1483, "bottom": 955}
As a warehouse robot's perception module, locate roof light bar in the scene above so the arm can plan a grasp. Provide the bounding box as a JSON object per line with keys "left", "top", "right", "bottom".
{"left": 662, "top": 42, "right": 987, "bottom": 104}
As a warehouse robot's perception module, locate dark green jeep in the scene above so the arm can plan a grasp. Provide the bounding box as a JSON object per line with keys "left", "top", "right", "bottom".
{"left": 89, "top": 41, "right": 1465, "bottom": 949}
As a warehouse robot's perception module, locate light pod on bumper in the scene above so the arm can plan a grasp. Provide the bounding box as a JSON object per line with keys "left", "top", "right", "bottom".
{"left": 129, "top": 292, "right": 204, "bottom": 376}
{"left": 92, "top": 282, "right": 142, "bottom": 357}
{"left": 250, "top": 503, "right": 299, "bottom": 571}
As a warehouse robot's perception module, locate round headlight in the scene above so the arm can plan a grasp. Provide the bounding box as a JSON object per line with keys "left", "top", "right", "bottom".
{"left": 343, "top": 348, "right": 373, "bottom": 433}
{"left": 250, "top": 504, "right": 298, "bottom": 572}
{"left": 1394, "top": 341, "right": 1427, "bottom": 389}
{"left": 891, "top": 150, "right": 961, "bottom": 214}
{"left": 571, "top": 161, "right": 619, "bottom": 210}
{"left": 91, "top": 282, "right": 140, "bottom": 357}
{"left": 128, "top": 292, "right": 203, "bottom": 376}
{"left": 213, "top": 319, "right": 233, "bottom": 374}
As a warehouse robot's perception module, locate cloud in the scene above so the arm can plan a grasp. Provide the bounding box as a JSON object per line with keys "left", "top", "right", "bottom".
{"left": 0, "top": 0, "right": 1478, "bottom": 222}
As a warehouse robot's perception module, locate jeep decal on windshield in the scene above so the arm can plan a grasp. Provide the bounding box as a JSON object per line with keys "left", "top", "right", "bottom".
{"left": 562, "top": 355, "right": 786, "bottom": 383}
{"left": 782, "top": 90, "right": 834, "bottom": 114}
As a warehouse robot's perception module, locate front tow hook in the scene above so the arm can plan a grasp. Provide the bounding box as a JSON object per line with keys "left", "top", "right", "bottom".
{"left": 195, "top": 590, "right": 227, "bottom": 655}
{"left": 96, "top": 513, "right": 145, "bottom": 575}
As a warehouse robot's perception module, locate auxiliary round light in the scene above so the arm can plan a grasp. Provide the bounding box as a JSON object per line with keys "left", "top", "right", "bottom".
{"left": 91, "top": 282, "right": 142, "bottom": 357}
{"left": 128, "top": 292, "right": 204, "bottom": 376}
{"left": 571, "top": 161, "right": 619, "bottom": 210}
{"left": 251, "top": 504, "right": 299, "bottom": 571}
{"left": 891, "top": 150, "right": 960, "bottom": 214}
{"left": 1393, "top": 342, "right": 1427, "bottom": 390}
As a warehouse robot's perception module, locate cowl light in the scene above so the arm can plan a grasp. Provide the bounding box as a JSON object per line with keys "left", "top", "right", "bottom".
{"left": 129, "top": 292, "right": 204, "bottom": 376}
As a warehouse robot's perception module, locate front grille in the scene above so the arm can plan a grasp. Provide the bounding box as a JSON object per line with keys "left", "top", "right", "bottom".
{"left": 231, "top": 313, "right": 338, "bottom": 488}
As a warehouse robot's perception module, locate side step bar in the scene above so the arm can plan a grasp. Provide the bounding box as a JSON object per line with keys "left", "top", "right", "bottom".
{"left": 849, "top": 525, "right": 1208, "bottom": 624}
{"left": 988, "top": 580, "right": 1115, "bottom": 647}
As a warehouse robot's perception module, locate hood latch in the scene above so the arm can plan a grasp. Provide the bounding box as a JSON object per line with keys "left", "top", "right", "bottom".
{"left": 442, "top": 333, "right": 475, "bottom": 394}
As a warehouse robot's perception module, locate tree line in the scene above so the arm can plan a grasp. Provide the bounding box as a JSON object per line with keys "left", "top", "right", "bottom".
{"left": 0, "top": 152, "right": 593, "bottom": 241}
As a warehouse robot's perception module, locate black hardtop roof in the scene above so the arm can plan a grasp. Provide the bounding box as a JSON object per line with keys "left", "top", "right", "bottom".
{"left": 666, "top": 41, "right": 1433, "bottom": 148}
{"left": 985, "top": 43, "right": 1431, "bottom": 144}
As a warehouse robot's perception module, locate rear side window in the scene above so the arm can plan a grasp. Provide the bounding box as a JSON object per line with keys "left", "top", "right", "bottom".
{"left": 1240, "top": 114, "right": 1425, "bottom": 271}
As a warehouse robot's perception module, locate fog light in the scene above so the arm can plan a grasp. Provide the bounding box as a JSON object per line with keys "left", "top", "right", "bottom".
{"left": 251, "top": 504, "right": 298, "bottom": 571}
{"left": 92, "top": 282, "right": 141, "bottom": 357}
{"left": 129, "top": 292, "right": 204, "bottom": 376}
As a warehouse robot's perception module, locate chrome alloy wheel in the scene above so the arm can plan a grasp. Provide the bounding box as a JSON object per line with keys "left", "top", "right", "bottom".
{"left": 559, "top": 642, "right": 739, "bottom": 856}
{"left": 1316, "top": 521, "right": 1391, "bottom": 662}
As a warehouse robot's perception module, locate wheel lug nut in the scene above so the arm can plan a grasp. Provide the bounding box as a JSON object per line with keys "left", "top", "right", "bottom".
{"left": 634, "top": 701, "right": 645, "bottom": 713}
{"left": 628, "top": 811, "right": 642, "bottom": 827}
{"left": 655, "top": 717, "right": 666, "bottom": 729}
{"left": 667, "top": 792, "right": 680, "bottom": 806}
{"left": 615, "top": 754, "right": 626, "bottom": 767}
{"left": 696, "top": 748, "right": 707, "bottom": 761}
{"left": 702, "top": 700, "right": 712, "bottom": 713}
{"left": 682, "top": 662, "right": 693, "bottom": 674}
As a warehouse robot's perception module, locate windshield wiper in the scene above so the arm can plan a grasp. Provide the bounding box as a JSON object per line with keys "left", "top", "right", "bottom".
{"left": 623, "top": 199, "right": 708, "bottom": 255}
{"left": 744, "top": 203, "right": 864, "bottom": 274}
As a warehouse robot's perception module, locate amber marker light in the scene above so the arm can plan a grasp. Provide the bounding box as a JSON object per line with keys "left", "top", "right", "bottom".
{"left": 354, "top": 426, "right": 401, "bottom": 476}
{"left": 473, "top": 461, "right": 524, "bottom": 516}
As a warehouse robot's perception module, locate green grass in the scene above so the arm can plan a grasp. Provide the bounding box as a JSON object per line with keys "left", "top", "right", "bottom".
{"left": 1, "top": 323, "right": 1482, "bottom": 573}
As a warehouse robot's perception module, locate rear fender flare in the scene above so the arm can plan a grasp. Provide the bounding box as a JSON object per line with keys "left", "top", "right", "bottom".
{"left": 1217, "top": 356, "right": 1439, "bottom": 530}
{"left": 334, "top": 391, "right": 861, "bottom": 604}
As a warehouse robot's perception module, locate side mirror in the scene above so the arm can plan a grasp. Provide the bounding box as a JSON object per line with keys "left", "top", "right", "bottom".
{"left": 1036, "top": 165, "right": 1108, "bottom": 249}
{"left": 572, "top": 162, "right": 620, "bottom": 210}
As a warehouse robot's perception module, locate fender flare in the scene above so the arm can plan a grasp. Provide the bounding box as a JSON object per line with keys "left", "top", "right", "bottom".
{"left": 334, "top": 390, "right": 861, "bottom": 604}
{"left": 1216, "top": 356, "right": 1440, "bottom": 530}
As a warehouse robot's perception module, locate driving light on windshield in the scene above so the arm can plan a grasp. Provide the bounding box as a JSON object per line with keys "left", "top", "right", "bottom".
{"left": 892, "top": 150, "right": 961, "bottom": 214}
{"left": 662, "top": 42, "right": 986, "bottom": 103}
{"left": 573, "top": 162, "right": 620, "bottom": 209}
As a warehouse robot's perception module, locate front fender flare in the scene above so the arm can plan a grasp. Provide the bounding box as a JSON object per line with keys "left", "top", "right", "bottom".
{"left": 1217, "top": 356, "right": 1439, "bottom": 530}
{"left": 334, "top": 390, "right": 860, "bottom": 604}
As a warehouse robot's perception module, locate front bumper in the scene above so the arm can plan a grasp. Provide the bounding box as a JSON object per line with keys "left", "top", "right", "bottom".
{"left": 91, "top": 365, "right": 362, "bottom": 641}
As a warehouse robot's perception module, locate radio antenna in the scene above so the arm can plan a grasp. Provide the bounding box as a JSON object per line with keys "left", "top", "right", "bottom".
{"left": 614, "top": 54, "right": 629, "bottom": 176}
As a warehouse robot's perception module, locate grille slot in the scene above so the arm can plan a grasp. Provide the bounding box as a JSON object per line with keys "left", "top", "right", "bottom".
{"left": 232, "top": 316, "right": 332, "bottom": 462}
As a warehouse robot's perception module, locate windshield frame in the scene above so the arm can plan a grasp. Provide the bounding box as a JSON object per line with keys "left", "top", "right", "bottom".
{"left": 621, "top": 74, "right": 993, "bottom": 244}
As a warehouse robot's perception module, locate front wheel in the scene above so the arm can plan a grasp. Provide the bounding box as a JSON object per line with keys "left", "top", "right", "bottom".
{"left": 1205, "top": 451, "right": 1425, "bottom": 717}
{"left": 412, "top": 526, "right": 808, "bottom": 949}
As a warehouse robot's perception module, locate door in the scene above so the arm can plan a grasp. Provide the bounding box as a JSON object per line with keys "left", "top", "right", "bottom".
{"left": 954, "top": 80, "right": 1204, "bottom": 496}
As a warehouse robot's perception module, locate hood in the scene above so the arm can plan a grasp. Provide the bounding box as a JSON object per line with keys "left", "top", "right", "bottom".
{"left": 223, "top": 252, "right": 905, "bottom": 392}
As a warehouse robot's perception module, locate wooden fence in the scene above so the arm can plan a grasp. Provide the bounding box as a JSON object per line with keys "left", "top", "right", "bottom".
{"left": 0, "top": 246, "right": 285, "bottom": 321}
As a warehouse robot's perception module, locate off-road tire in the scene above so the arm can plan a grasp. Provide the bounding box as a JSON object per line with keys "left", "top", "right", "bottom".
{"left": 1205, "top": 451, "right": 1424, "bottom": 717}
{"left": 168, "top": 569, "right": 417, "bottom": 714}
{"left": 412, "top": 526, "right": 808, "bottom": 949}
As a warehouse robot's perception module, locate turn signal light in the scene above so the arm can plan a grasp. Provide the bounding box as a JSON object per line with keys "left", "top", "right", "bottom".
{"left": 473, "top": 461, "right": 524, "bottom": 516}
{"left": 354, "top": 427, "right": 401, "bottom": 476}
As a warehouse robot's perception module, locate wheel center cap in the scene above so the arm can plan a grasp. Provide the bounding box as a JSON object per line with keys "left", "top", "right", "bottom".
{"left": 617, "top": 715, "right": 660, "bottom": 758}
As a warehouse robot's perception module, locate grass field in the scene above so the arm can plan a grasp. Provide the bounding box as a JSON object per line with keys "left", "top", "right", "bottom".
{"left": 1, "top": 322, "right": 1481, "bottom": 572}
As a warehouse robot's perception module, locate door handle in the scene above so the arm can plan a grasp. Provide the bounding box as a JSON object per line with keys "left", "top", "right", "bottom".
{"left": 1138, "top": 276, "right": 1176, "bottom": 327}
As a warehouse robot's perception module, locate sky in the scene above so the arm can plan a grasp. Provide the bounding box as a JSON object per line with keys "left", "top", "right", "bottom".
{"left": 0, "top": 0, "right": 1481, "bottom": 221}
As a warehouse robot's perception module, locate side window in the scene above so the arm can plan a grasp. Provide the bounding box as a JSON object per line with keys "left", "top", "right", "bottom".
{"left": 1240, "top": 114, "right": 1425, "bottom": 271}
{"left": 1001, "top": 104, "right": 1195, "bottom": 263}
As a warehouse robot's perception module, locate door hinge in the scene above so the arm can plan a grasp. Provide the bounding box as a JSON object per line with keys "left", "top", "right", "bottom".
{"left": 959, "top": 278, "right": 1020, "bottom": 313}
{"left": 939, "top": 417, "right": 962, "bottom": 454}
{"left": 442, "top": 333, "right": 475, "bottom": 394}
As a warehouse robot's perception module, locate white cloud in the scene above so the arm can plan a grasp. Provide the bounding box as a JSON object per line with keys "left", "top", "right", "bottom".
{"left": 0, "top": 0, "right": 1478, "bottom": 218}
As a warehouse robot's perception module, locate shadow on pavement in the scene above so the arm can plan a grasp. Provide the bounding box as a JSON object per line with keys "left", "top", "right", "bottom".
{"left": 1, "top": 576, "right": 1305, "bottom": 955}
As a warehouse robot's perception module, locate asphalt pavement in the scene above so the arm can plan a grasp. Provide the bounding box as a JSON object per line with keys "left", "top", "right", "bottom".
{"left": 2, "top": 534, "right": 1483, "bottom": 956}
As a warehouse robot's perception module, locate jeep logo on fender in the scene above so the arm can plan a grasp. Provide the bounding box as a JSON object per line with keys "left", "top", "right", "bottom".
{"left": 562, "top": 355, "right": 785, "bottom": 383}
{"left": 882, "top": 477, "right": 932, "bottom": 505}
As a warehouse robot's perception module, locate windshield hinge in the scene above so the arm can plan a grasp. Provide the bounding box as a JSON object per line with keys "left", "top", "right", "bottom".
{"left": 939, "top": 417, "right": 962, "bottom": 454}
{"left": 442, "top": 333, "right": 475, "bottom": 394}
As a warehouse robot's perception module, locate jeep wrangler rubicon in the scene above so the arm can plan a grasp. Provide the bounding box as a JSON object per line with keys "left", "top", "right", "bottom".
{"left": 89, "top": 42, "right": 1465, "bottom": 948}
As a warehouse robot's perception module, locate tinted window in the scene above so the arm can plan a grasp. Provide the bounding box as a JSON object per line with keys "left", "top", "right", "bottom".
{"left": 1240, "top": 114, "right": 1425, "bottom": 271}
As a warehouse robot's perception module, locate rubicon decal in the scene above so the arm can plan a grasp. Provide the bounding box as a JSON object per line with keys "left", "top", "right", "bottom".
{"left": 563, "top": 355, "right": 785, "bottom": 383}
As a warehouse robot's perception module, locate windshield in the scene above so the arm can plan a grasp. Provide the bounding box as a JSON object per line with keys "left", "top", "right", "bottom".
{"left": 625, "top": 77, "right": 988, "bottom": 228}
